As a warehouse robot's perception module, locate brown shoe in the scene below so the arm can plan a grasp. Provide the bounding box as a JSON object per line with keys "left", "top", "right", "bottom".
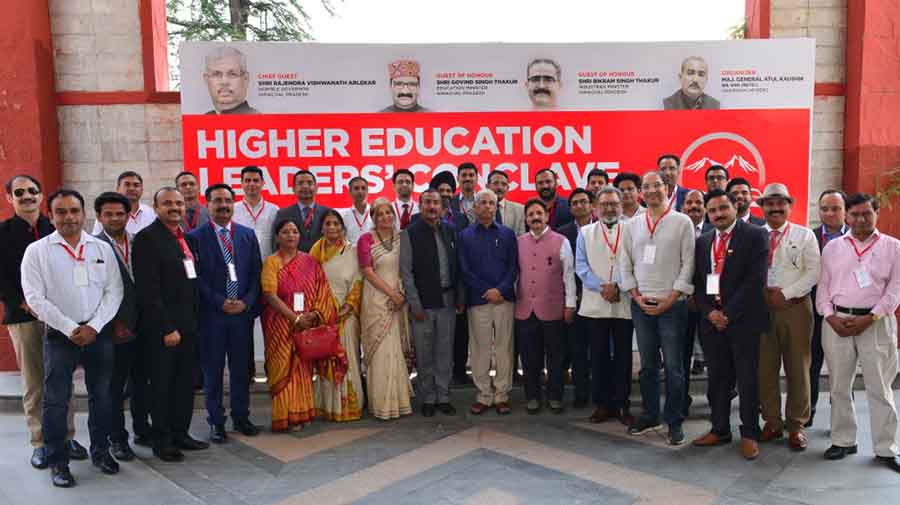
{"left": 692, "top": 432, "right": 733, "bottom": 447}
{"left": 760, "top": 423, "right": 784, "bottom": 442}
{"left": 788, "top": 430, "right": 808, "bottom": 451}
{"left": 469, "top": 402, "right": 490, "bottom": 415}
{"left": 589, "top": 407, "right": 610, "bottom": 424}
{"left": 495, "top": 402, "right": 512, "bottom": 415}
{"left": 741, "top": 438, "right": 760, "bottom": 460}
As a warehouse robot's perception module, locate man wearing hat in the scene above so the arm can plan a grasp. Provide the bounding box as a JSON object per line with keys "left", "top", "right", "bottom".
{"left": 756, "top": 183, "right": 820, "bottom": 451}
{"left": 381, "top": 59, "right": 429, "bottom": 112}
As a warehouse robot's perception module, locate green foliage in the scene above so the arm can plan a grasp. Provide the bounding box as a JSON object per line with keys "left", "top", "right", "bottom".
{"left": 167, "top": 0, "right": 335, "bottom": 42}
{"left": 728, "top": 21, "right": 746, "bottom": 40}
{"left": 875, "top": 167, "right": 900, "bottom": 210}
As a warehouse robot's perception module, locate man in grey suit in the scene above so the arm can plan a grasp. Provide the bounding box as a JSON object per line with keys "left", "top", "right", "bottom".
{"left": 93, "top": 192, "right": 141, "bottom": 462}
{"left": 271, "top": 170, "right": 332, "bottom": 252}
{"left": 488, "top": 170, "right": 525, "bottom": 235}
{"left": 663, "top": 56, "right": 720, "bottom": 110}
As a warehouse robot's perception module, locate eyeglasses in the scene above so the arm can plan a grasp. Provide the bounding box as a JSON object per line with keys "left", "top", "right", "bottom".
{"left": 206, "top": 70, "right": 245, "bottom": 80}
{"left": 598, "top": 202, "right": 621, "bottom": 208}
{"left": 13, "top": 187, "right": 40, "bottom": 198}
{"left": 528, "top": 75, "right": 558, "bottom": 85}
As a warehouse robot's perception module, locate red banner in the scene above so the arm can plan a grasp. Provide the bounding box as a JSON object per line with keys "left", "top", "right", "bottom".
{"left": 182, "top": 109, "right": 810, "bottom": 223}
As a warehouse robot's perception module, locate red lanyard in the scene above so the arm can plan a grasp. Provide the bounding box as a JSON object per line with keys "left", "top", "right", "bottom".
{"left": 301, "top": 204, "right": 316, "bottom": 231}
{"left": 602, "top": 223, "right": 621, "bottom": 279}
{"left": 115, "top": 236, "right": 129, "bottom": 264}
{"left": 184, "top": 206, "right": 201, "bottom": 231}
{"left": 845, "top": 234, "right": 879, "bottom": 262}
{"left": 242, "top": 200, "right": 266, "bottom": 226}
{"left": 173, "top": 227, "right": 194, "bottom": 261}
{"left": 129, "top": 209, "right": 141, "bottom": 223}
{"left": 645, "top": 205, "right": 672, "bottom": 239}
{"left": 768, "top": 224, "right": 790, "bottom": 266}
{"left": 352, "top": 206, "right": 369, "bottom": 229}
{"left": 32, "top": 226, "right": 40, "bottom": 242}
{"left": 59, "top": 243, "right": 85, "bottom": 262}
{"left": 212, "top": 223, "right": 235, "bottom": 255}
{"left": 713, "top": 232, "right": 731, "bottom": 273}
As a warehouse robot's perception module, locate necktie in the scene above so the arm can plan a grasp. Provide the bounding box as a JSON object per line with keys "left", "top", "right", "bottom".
{"left": 301, "top": 206, "right": 310, "bottom": 224}
{"left": 768, "top": 229, "right": 779, "bottom": 265}
{"left": 219, "top": 228, "right": 239, "bottom": 299}
{"left": 714, "top": 232, "right": 730, "bottom": 274}
{"left": 400, "top": 203, "right": 411, "bottom": 229}
{"left": 495, "top": 202, "right": 503, "bottom": 224}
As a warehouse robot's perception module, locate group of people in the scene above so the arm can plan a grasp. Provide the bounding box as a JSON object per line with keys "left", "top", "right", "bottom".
{"left": 1, "top": 153, "right": 898, "bottom": 488}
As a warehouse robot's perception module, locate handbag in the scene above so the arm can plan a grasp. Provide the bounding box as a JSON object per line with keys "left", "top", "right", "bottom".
{"left": 292, "top": 323, "right": 340, "bottom": 361}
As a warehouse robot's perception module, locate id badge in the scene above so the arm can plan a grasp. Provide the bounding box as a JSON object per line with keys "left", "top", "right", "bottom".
{"left": 706, "top": 274, "right": 720, "bottom": 296}
{"left": 74, "top": 264, "right": 89, "bottom": 287}
{"left": 183, "top": 259, "right": 197, "bottom": 279}
{"left": 767, "top": 267, "right": 780, "bottom": 287}
{"left": 293, "top": 292, "right": 304, "bottom": 312}
{"left": 227, "top": 263, "right": 238, "bottom": 282}
{"left": 853, "top": 267, "right": 873, "bottom": 288}
{"left": 642, "top": 245, "right": 657, "bottom": 265}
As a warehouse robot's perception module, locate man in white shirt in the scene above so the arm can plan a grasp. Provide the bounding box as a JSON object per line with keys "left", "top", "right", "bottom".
{"left": 757, "top": 183, "right": 820, "bottom": 451}
{"left": 341, "top": 176, "right": 372, "bottom": 244}
{"left": 91, "top": 171, "right": 156, "bottom": 235}
{"left": 21, "top": 189, "right": 124, "bottom": 487}
{"left": 393, "top": 169, "right": 418, "bottom": 230}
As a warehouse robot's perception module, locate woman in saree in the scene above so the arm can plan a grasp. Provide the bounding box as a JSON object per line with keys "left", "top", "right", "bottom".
{"left": 261, "top": 219, "right": 347, "bottom": 432}
{"left": 310, "top": 210, "right": 364, "bottom": 421}
{"left": 358, "top": 197, "right": 414, "bottom": 420}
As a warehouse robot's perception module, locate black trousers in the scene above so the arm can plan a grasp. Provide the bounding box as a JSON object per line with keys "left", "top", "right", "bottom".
{"left": 809, "top": 312, "right": 825, "bottom": 419}
{"left": 683, "top": 308, "right": 701, "bottom": 409}
{"left": 452, "top": 311, "right": 469, "bottom": 379}
{"left": 109, "top": 338, "right": 150, "bottom": 443}
{"left": 700, "top": 325, "right": 761, "bottom": 440}
{"left": 586, "top": 317, "right": 633, "bottom": 410}
{"left": 567, "top": 315, "right": 591, "bottom": 403}
{"left": 149, "top": 332, "right": 197, "bottom": 447}
{"left": 516, "top": 315, "right": 565, "bottom": 402}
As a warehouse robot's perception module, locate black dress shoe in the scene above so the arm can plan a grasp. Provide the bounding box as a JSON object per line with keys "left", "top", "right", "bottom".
{"left": 50, "top": 464, "right": 76, "bottom": 488}
{"left": 877, "top": 455, "right": 900, "bottom": 473}
{"left": 31, "top": 447, "right": 48, "bottom": 469}
{"left": 573, "top": 398, "right": 589, "bottom": 409}
{"left": 153, "top": 446, "right": 184, "bottom": 462}
{"left": 91, "top": 451, "right": 120, "bottom": 475}
{"left": 209, "top": 424, "right": 228, "bottom": 444}
{"left": 174, "top": 435, "right": 210, "bottom": 451}
{"left": 65, "top": 440, "right": 88, "bottom": 460}
{"left": 133, "top": 434, "right": 153, "bottom": 448}
{"left": 422, "top": 403, "right": 436, "bottom": 417}
{"left": 233, "top": 419, "right": 260, "bottom": 437}
{"left": 824, "top": 444, "right": 858, "bottom": 460}
{"left": 436, "top": 403, "right": 457, "bottom": 416}
{"left": 110, "top": 440, "right": 136, "bottom": 461}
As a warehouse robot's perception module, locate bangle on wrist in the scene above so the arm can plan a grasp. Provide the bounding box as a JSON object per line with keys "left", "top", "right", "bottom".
{"left": 294, "top": 314, "right": 301, "bottom": 325}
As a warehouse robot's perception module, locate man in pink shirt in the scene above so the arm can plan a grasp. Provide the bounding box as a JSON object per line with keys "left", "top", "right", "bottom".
{"left": 816, "top": 193, "right": 900, "bottom": 473}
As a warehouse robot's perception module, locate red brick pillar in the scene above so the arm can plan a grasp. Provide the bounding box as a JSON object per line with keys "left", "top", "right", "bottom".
{"left": 0, "top": 0, "right": 61, "bottom": 370}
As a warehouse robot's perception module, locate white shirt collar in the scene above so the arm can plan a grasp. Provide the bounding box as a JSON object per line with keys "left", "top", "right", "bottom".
{"left": 242, "top": 198, "right": 266, "bottom": 212}
{"left": 213, "top": 221, "right": 232, "bottom": 234}
{"left": 48, "top": 230, "right": 95, "bottom": 248}
{"left": 530, "top": 226, "right": 550, "bottom": 240}
{"left": 353, "top": 203, "right": 370, "bottom": 215}
{"left": 764, "top": 221, "right": 789, "bottom": 233}
{"left": 717, "top": 219, "right": 737, "bottom": 238}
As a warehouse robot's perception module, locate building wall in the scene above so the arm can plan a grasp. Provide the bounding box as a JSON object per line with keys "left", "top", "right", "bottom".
{"left": 50, "top": 0, "right": 182, "bottom": 220}
{"left": 771, "top": 0, "right": 847, "bottom": 224}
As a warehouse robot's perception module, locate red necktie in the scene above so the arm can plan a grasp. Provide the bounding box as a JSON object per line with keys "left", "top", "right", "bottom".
{"left": 768, "top": 229, "right": 779, "bottom": 265}
{"left": 400, "top": 203, "right": 411, "bottom": 229}
{"left": 714, "top": 232, "right": 730, "bottom": 274}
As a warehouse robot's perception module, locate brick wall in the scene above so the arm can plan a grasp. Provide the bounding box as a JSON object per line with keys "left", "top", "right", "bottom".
{"left": 771, "top": 0, "right": 847, "bottom": 224}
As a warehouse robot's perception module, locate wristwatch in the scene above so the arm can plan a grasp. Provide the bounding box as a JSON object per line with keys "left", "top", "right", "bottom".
{"left": 871, "top": 313, "right": 882, "bottom": 321}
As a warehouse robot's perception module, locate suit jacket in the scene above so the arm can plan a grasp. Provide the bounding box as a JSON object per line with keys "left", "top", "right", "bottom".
{"left": 95, "top": 232, "right": 138, "bottom": 341}
{"left": 663, "top": 90, "right": 721, "bottom": 110}
{"left": 548, "top": 196, "right": 573, "bottom": 230}
{"left": 693, "top": 219, "right": 770, "bottom": 336}
{"left": 747, "top": 214, "right": 765, "bottom": 226}
{"left": 132, "top": 219, "right": 200, "bottom": 343}
{"left": 448, "top": 194, "right": 473, "bottom": 232}
{"left": 271, "top": 202, "right": 332, "bottom": 253}
{"left": 557, "top": 219, "right": 585, "bottom": 301}
{"left": 496, "top": 199, "right": 525, "bottom": 235}
{"left": 188, "top": 222, "right": 262, "bottom": 322}
{"left": 399, "top": 218, "right": 465, "bottom": 313}
{"left": 671, "top": 185, "right": 693, "bottom": 213}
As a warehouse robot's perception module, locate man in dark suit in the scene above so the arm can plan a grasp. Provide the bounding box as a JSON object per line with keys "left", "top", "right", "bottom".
{"left": 94, "top": 192, "right": 143, "bottom": 462}
{"left": 271, "top": 170, "right": 331, "bottom": 253}
{"left": 807, "top": 189, "right": 847, "bottom": 427}
{"left": 681, "top": 189, "right": 712, "bottom": 409}
{"left": 133, "top": 187, "right": 209, "bottom": 462}
{"left": 658, "top": 154, "right": 693, "bottom": 212}
{"left": 447, "top": 162, "right": 479, "bottom": 384}
{"left": 535, "top": 168, "right": 573, "bottom": 230}
{"left": 189, "top": 184, "right": 262, "bottom": 443}
{"left": 691, "top": 189, "right": 769, "bottom": 460}
{"left": 727, "top": 177, "right": 765, "bottom": 226}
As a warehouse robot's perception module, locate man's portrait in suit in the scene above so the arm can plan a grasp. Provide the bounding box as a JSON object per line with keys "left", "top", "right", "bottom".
{"left": 203, "top": 46, "right": 259, "bottom": 115}
{"left": 663, "top": 56, "right": 720, "bottom": 110}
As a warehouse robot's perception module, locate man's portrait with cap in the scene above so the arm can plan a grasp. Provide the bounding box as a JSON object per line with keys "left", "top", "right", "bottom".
{"left": 381, "top": 59, "right": 430, "bottom": 112}
{"left": 203, "top": 46, "right": 260, "bottom": 115}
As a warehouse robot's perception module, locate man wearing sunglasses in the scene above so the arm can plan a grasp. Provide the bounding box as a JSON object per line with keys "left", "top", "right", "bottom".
{"left": 526, "top": 58, "right": 561, "bottom": 109}
{"left": 0, "top": 175, "right": 86, "bottom": 470}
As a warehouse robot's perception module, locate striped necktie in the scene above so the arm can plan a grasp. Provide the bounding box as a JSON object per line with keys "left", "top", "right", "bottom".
{"left": 219, "top": 228, "right": 239, "bottom": 299}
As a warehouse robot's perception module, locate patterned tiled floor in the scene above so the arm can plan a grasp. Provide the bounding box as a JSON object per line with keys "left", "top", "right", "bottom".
{"left": 1, "top": 389, "right": 898, "bottom": 505}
